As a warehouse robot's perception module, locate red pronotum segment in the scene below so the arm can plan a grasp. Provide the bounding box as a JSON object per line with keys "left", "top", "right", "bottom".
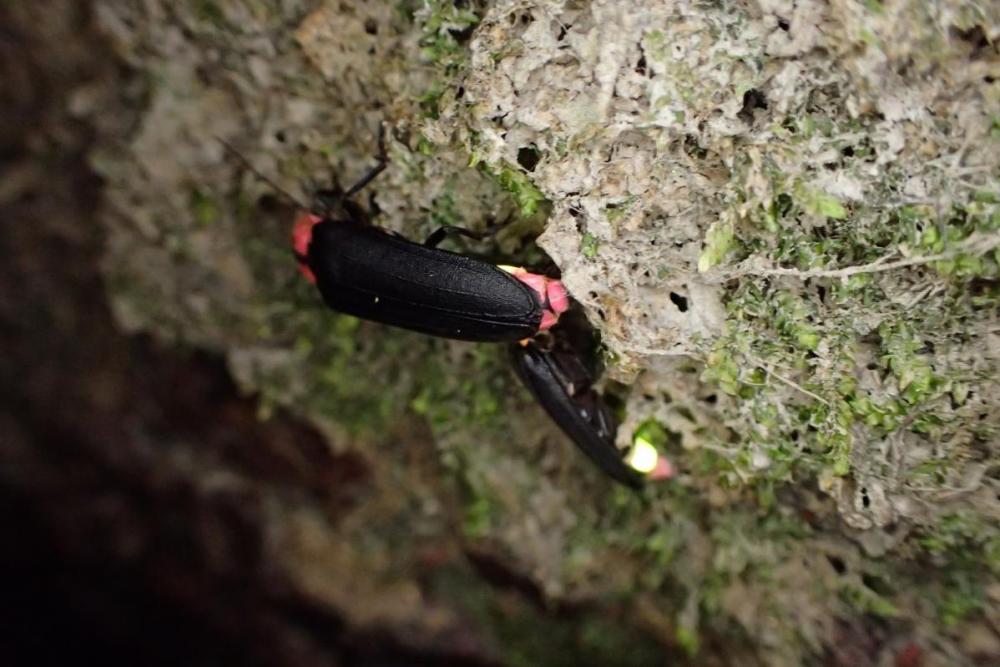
{"left": 292, "top": 212, "right": 322, "bottom": 284}
{"left": 501, "top": 267, "right": 569, "bottom": 332}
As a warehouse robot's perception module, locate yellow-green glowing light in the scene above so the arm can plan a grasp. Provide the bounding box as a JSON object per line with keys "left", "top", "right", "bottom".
{"left": 627, "top": 436, "right": 660, "bottom": 473}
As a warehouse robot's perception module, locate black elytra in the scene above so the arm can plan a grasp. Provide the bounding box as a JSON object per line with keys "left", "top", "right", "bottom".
{"left": 306, "top": 218, "right": 545, "bottom": 342}
{"left": 510, "top": 338, "right": 643, "bottom": 489}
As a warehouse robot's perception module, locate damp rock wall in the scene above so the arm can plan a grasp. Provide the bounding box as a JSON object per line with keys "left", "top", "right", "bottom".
{"left": 92, "top": 0, "right": 999, "bottom": 664}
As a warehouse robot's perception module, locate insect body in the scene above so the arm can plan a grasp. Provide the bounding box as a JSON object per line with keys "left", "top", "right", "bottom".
{"left": 221, "top": 130, "right": 568, "bottom": 342}
{"left": 510, "top": 334, "right": 646, "bottom": 489}
{"left": 222, "top": 131, "right": 668, "bottom": 486}
{"left": 294, "top": 213, "right": 568, "bottom": 342}
{"left": 267, "top": 125, "right": 567, "bottom": 341}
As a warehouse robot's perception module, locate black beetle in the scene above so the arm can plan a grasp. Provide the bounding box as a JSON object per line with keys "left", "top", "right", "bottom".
{"left": 510, "top": 317, "right": 654, "bottom": 489}
{"left": 285, "top": 131, "right": 569, "bottom": 342}
{"left": 296, "top": 215, "right": 568, "bottom": 342}
{"left": 221, "top": 130, "right": 568, "bottom": 342}
{"left": 221, "top": 131, "right": 670, "bottom": 485}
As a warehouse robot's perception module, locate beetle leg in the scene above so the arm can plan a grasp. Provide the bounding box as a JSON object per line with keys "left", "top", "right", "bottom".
{"left": 340, "top": 157, "right": 386, "bottom": 200}
{"left": 511, "top": 256, "right": 560, "bottom": 276}
{"left": 342, "top": 123, "right": 388, "bottom": 199}
{"left": 590, "top": 398, "right": 618, "bottom": 441}
{"left": 423, "top": 213, "right": 516, "bottom": 248}
{"left": 545, "top": 349, "right": 594, "bottom": 397}
{"left": 569, "top": 391, "right": 615, "bottom": 439}
{"left": 313, "top": 125, "right": 387, "bottom": 216}
{"left": 423, "top": 224, "right": 498, "bottom": 248}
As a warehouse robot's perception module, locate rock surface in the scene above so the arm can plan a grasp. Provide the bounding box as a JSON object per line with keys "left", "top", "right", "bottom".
{"left": 20, "top": 0, "right": 997, "bottom": 664}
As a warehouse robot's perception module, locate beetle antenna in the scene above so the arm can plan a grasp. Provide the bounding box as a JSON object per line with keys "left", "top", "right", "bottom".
{"left": 216, "top": 137, "right": 308, "bottom": 210}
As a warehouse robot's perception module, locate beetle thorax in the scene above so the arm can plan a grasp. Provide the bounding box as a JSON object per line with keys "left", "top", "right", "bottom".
{"left": 292, "top": 212, "right": 324, "bottom": 258}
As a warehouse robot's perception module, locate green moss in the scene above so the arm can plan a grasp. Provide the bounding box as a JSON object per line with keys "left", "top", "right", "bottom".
{"left": 702, "top": 345, "right": 742, "bottom": 397}
{"left": 410, "top": 343, "right": 507, "bottom": 434}
{"left": 918, "top": 513, "right": 998, "bottom": 563}
{"left": 801, "top": 188, "right": 848, "bottom": 220}
{"left": 909, "top": 514, "right": 1000, "bottom": 627}
{"left": 771, "top": 291, "right": 821, "bottom": 352}
{"left": 633, "top": 419, "right": 673, "bottom": 450}
{"left": 605, "top": 197, "right": 638, "bottom": 223}
{"left": 864, "top": 0, "right": 884, "bottom": 14}
{"left": 693, "top": 183, "right": 1000, "bottom": 492}
{"left": 189, "top": 189, "right": 219, "bottom": 227}
{"left": 462, "top": 493, "right": 495, "bottom": 538}
{"left": 938, "top": 575, "right": 983, "bottom": 628}
{"left": 415, "top": 0, "right": 482, "bottom": 69}
{"left": 190, "top": 0, "right": 224, "bottom": 26}
{"left": 644, "top": 30, "right": 667, "bottom": 61}
{"left": 417, "top": 86, "right": 444, "bottom": 119}
{"left": 577, "top": 618, "right": 667, "bottom": 667}
{"left": 675, "top": 625, "right": 700, "bottom": 657}
{"left": 302, "top": 319, "right": 421, "bottom": 433}
{"left": 641, "top": 519, "right": 687, "bottom": 574}
{"left": 423, "top": 190, "right": 464, "bottom": 231}
{"left": 580, "top": 232, "right": 599, "bottom": 258}
{"left": 698, "top": 219, "right": 736, "bottom": 272}
{"left": 879, "top": 321, "right": 939, "bottom": 405}
{"left": 841, "top": 585, "right": 898, "bottom": 618}
{"left": 700, "top": 287, "right": 860, "bottom": 480}
{"left": 487, "top": 162, "right": 548, "bottom": 217}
